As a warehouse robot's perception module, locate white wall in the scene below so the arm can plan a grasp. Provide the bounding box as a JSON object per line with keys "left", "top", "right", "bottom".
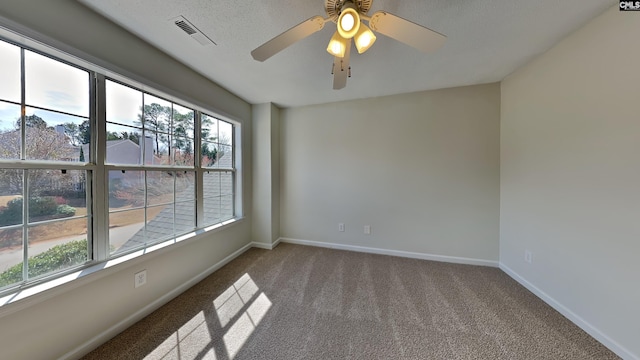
{"left": 500, "top": 5, "right": 640, "bottom": 359}
{"left": 0, "top": 1, "right": 253, "bottom": 359}
{"left": 280, "top": 84, "right": 501, "bottom": 262}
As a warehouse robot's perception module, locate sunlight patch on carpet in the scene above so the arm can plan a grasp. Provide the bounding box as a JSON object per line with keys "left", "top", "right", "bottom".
{"left": 213, "top": 273, "right": 272, "bottom": 359}
{"left": 144, "top": 311, "right": 213, "bottom": 359}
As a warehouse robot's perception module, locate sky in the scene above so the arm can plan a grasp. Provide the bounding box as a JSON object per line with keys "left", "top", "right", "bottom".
{"left": 0, "top": 40, "right": 88, "bottom": 131}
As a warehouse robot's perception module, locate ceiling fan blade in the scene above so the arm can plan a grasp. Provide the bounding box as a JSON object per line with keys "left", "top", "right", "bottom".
{"left": 333, "top": 39, "right": 351, "bottom": 90}
{"left": 251, "top": 16, "right": 326, "bottom": 61}
{"left": 368, "top": 11, "right": 446, "bottom": 53}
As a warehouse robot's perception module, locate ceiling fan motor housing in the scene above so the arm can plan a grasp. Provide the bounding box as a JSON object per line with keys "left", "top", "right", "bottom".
{"left": 325, "top": 0, "right": 372, "bottom": 21}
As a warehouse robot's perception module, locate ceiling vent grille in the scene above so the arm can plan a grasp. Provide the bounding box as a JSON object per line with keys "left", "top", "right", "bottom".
{"left": 170, "top": 16, "right": 216, "bottom": 46}
{"left": 175, "top": 20, "right": 197, "bottom": 35}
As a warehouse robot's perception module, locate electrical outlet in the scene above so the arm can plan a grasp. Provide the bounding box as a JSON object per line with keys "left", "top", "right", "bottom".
{"left": 134, "top": 270, "right": 147, "bottom": 288}
{"left": 524, "top": 250, "right": 533, "bottom": 264}
{"left": 338, "top": 223, "right": 345, "bottom": 232}
{"left": 364, "top": 225, "right": 371, "bottom": 235}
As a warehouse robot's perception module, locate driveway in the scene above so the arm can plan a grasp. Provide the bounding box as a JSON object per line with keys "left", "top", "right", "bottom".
{"left": 0, "top": 222, "right": 145, "bottom": 272}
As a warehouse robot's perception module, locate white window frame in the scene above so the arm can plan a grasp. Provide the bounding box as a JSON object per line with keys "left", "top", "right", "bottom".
{"left": 0, "top": 26, "right": 243, "bottom": 299}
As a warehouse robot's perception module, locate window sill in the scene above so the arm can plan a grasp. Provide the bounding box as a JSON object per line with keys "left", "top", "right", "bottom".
{"left": 0, "top": 217, "right": 243, "bottom": 318}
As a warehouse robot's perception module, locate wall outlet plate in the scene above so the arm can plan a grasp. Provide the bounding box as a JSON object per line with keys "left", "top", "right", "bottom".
{"left": 524, "top": 250, "right": 533, "bottom": 264}
{"left": 364, "top": 225, "right": 371, "bottom": 235}
{"left": 134, "top": 270, "right": 147, "bottom": 288}
{"left": 338, "top": 223, "right": 345, "bottom": 232}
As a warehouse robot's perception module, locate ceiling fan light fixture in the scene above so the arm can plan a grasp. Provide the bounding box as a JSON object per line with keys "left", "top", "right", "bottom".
{"left": 354, "top": 23, "right": 376, "bottom": 54}
{"left": 337, "top": 5, "right": 360, "bottom": 39}
{"left": 326, "top": 31, "right": 348, "bottom": 57}
{"left": 250, "top": 0, "right": 447, "bottom": 90}
{"left": 341, "top": 13, "right": 355, "bottom": 31}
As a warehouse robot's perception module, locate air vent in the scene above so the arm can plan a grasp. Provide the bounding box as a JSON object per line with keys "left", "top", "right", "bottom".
{"left": 170, "top": 16, "right": 216, "bottom": 46}
{"left": 175, "top": 20, "right": 197, "bottom": 35}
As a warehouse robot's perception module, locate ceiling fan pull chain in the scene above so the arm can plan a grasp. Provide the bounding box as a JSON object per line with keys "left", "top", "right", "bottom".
{"left": 331, "top": 62, "right": 335, "bottom": 75}
{"left": 341, "top": 59, "right": 345, "bottom": 71}
{"left": 348, "top": 66, "right": 351, "bottom": 77}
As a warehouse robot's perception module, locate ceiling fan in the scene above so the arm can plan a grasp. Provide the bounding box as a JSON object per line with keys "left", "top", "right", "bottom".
{"left": 251, "top": 0, "right": 446, "bottom": 90}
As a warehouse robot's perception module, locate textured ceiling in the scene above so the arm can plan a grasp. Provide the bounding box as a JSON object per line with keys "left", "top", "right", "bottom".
{"left": 78, "top": 0, "right": 615, "bottom": 108}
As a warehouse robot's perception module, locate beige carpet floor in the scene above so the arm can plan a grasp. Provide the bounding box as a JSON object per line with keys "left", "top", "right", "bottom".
{"left": 82, "top": 243, "right": 619, "bottom": 360}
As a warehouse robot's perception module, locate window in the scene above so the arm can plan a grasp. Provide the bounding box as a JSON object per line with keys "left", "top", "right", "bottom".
{"left": 202, "top": 114, "right": 235, "bottom": 225}
{"left": 105, "top": 79, "right": 198, "bottom": 254}
{"left": 108, "top": 170, "right": 197, "bottom": 254}
{"left": 0, "top": 40, "right": 91, "bottom": 288}
{"left": 0, "top": 35, "right": 240, "bottom": 294}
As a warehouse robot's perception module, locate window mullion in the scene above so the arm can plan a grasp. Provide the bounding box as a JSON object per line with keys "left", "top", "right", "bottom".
{"left": 231, "top": 124, "right": 240, "bottom": 219}
{"left": 195, "top": 111, "right": 204, "bottom": 227}
{"left": 232, "top": 126, "right": 237, "bottom": 217}
{"left": 144, "top": 171, "right": 148, "bottom": 246}
{"left": 141, "top": 93, "right": 146, "bottom": 165}
{"left": 22, "top": 169, "right": 28, "bottom": 282}
{"left": 93, "top": 74, "right": 109, "bottom": 261}
{"left": 20, "top": 47, "right": 27, "bottom": 282}
{"left": 85, "top": 71, "right": 96, "bottom": 263}
{"left": 20, "top": 47, "right": 26, "bottom": 160}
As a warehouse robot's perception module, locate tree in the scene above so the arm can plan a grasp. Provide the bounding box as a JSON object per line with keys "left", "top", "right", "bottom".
{"left": 63, "top": 122, "right": 81, "bottom": 146}
{"left": 138, "top": 103, "right": 170, "bottom": 156}
{"left": 78, "top": 120, "right": 90, "bottom": 145}
{"left": 60, "top": 120, "right": 92, "bottom": 147}
{"left": 122, "top": 131, "right": 140, "bottom": 145}
{"left": 200, "top": 115, "right": 218, "bottom": 166}
{"left": 201, "top": 115, "right": 216, "bottom": 143}
{"left": 201, "top": 143, "right": 217, "bottom": 166}
{"left": 105, "top": 130, "right": 141, "bottom": 145}
{"left": 107, "top": 131, "right": 122, "bottom": 141}
{"left": 173, "top": 109, "right": 194, "bottom": 165}
{"left": 19, "top": 114, "right": 48, "bottom": 129}
{"left": 0, "top": 116, "right": 77, "bottom": 194}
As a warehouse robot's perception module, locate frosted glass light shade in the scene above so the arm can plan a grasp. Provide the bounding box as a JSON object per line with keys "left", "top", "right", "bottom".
{"left": 354, "top": 24, "right": 376, "bottom": 54}
{"left": 337, "top": 7, "right": 360, "bottom": 39}
{"left": 326, "top": 31, "right": 347, "bottom": 57}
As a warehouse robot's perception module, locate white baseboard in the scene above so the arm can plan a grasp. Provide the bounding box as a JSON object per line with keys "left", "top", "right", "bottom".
{"left": 61, "top": 240, "right": 635, "bottom": 359}
{"left": 250, "top": 238, "right": 281, "bottom": 250}
{"left": 278, "top": 237, "right": 499, "bottom": 267}
{"left": 499, "top": 263, "right": 637, "bottom": 360}
{"left": 61, "top": 242, "right": 254, "bottom": 360}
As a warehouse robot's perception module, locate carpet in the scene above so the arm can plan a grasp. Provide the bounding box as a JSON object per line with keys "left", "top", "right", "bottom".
{"left": 82, "top": 243, "right": 618, "bottom": 359}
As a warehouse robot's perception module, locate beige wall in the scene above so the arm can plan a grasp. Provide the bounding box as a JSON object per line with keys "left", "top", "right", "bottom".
{"left": 500, "top": 5, "right": 640, "bottom": 358}
{"left": 2, "top": 0, "right": 636, "bottom": 358}
{"left": 252, "top": 103, "right": 280, "bottom": 246}
{"left": 280, "top": 84, "right": 501, "bottom": 262}
{"left": 0, "top": 1, "right": 252, "bottom": 359}
{"left": 270, "top": 105, "right": 281, "bottom": 243}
